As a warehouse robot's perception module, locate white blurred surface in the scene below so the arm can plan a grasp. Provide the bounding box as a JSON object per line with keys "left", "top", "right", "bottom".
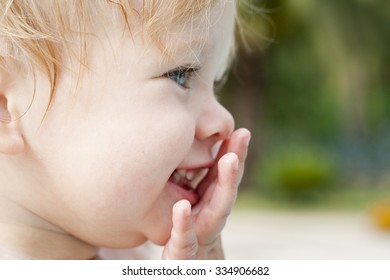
{"left": 222, "top": 211, "right": 390, "bottom": 259}
{"left": 100, "top": 211, "right": 390, "bottom": 259}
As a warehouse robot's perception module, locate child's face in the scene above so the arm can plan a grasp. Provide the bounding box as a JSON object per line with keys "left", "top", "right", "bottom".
{"left": 17, "top": 1, "right": 235, "bottom": 248}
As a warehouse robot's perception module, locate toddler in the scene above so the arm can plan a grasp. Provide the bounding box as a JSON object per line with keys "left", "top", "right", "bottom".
{"left": 0, "top": 0, "right": 251, "bottom": 259}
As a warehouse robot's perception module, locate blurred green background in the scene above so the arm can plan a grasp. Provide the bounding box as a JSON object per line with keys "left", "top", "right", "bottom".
{"left": 223, "top": 0, "right": 390, "bottom": 211}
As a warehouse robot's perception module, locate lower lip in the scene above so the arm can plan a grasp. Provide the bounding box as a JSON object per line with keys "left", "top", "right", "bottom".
{"left": 167, "top": 180, "right": 200, "bottom": 206}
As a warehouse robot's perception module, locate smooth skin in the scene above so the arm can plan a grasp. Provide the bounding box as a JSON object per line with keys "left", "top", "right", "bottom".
{"left": 0, "top": 0, "right": 250, "bottom": 259}
{"left": 163, "top": 129, "right": 250, "bottom": 259}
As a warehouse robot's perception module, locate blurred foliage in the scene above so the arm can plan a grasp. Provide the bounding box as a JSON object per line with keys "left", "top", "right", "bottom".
{"left": 224, "top": 0, "right": 390, "bottom": 207}
{"left": 258, "top": 146, "right": 337, "bottom": 201}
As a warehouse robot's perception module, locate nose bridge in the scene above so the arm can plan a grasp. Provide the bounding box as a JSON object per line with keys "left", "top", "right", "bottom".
{"left": 196, "top": 98, "right": 234, "bottom": 141}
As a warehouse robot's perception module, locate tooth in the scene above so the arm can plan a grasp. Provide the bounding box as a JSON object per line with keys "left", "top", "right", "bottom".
{"left": 199, "top": 168, "right": 209, "bottom": 178}
{"left": 172, "top": 171, "right": 181, "bottom": 183}
{"left": 177, "top": 169, "right": 187, "bottom": 177}
{"left": 185, "top": 170, "right": 195, "bottom": 181}
{"left": 189, "top": 168, "right": 209, "bottom": 190}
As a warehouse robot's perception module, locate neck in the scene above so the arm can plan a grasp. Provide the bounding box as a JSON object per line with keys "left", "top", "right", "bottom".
{"left": 0, "top": 198, "right": 98, "bottom": 260}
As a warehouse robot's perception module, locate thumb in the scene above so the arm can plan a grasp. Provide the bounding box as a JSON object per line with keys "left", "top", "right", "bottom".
{"left": 162, "top": 200, "right": 198, "bottom": 260}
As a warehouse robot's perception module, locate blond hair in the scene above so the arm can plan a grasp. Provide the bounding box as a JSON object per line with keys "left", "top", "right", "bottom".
{"left": 0, "top": 0, "right": 244, "bottom": 113}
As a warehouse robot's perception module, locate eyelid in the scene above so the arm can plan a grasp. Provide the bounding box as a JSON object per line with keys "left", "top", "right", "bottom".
{"left": 164, "top": 65, "right": 201, "bottom": 89}
{"left": 168, "top": 66, "right": 200, "bottom": 76}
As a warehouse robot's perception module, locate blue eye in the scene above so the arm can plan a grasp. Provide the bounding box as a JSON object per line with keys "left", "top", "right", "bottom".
{"left": 165, "top": 67, "right": 198, "bottom": 88}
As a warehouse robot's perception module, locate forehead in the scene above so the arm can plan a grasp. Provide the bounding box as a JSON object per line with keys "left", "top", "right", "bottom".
{"left": 158, "top": 1, "right": 236, "bottom": 63}
{"left": 71, "top": 1, "right": 236, "bottom": 78}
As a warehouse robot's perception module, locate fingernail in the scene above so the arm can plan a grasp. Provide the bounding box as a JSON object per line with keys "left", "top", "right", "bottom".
{"left": 244, "top": 132, "right": 251, "bottom": 147}
{"left": 182, "top": 200, "right": 191, "bottom": 216}
{"left": 230, "top": 153, "right": 239, "bottom": 171}
{"left": 233, "top": 159, "right": 239, "bottom": 171}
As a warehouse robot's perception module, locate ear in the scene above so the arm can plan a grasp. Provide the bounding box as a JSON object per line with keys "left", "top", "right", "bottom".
{"left": 0, "top": 82, "right": 25, "bottom": 155}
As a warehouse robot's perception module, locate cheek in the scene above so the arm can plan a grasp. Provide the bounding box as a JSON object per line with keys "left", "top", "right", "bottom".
{"left": 33, "top": 90, "right": 196, "bottom": 244}
{"left": 39, "top": 112, "right": 194, "bottom": 229}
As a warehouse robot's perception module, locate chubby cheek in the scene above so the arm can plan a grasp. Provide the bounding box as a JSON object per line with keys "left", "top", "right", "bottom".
{"left": 41, "top": 114, "right": 195, "bottom": 246}
{"left": 45, "top": 152, "right": 173, "bottom": 247}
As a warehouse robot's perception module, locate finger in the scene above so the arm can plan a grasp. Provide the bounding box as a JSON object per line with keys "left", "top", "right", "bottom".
{"left": 210, "top": 152, "right": 240, "bottom": 216}
{"left": 224, "top": 128, "right": 250, "bottom": 165}
{"left": 162, "top": 200, "right": 198, "bottom": 260}
{"left": 196, "top": 153, "right": 239, "bottom": 242}
{"left": 218, "top": 128, "right": 251, "bottom": 162}
{"left": 226, "top": 128, "right": 251, "bottom": 183}
{"left": 197, "top": 128, "right": 251, "bottom": 196}
{"left": 196, "top": 139, "right": 229, "bottom": 197}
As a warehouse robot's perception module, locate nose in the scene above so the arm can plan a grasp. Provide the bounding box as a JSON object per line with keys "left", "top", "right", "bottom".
{"left": 195, "top": 99, "right": 234, "bottom": 142}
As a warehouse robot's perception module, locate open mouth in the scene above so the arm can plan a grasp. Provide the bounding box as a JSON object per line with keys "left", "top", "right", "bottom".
{"left": 168, "top": 168, "right": 209, "bottom": 205}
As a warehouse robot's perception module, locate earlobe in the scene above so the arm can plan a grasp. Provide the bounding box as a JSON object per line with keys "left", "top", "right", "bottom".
{"left": 0, "top": 94, "right": 25, "bottom": 155}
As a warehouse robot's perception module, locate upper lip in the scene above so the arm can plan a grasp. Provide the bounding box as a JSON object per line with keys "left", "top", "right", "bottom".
{"left": 175, "top": 161, "right": 215, "bottom": 171}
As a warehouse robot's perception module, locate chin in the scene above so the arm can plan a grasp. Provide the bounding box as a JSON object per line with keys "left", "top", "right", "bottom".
{"left": 86, "top": 232, "right": 148, "bottom": 249}
{"left": 146, "top": 228, "right": 171, "bottom": 247}
{"left": 150, "top": 237, "right": 169, "bottom": 247}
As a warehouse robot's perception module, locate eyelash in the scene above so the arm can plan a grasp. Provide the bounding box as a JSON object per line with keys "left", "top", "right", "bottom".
{"left": 164, "top": 66, "right": 199, "bottom": 89}
{"left": 164, "top": 66, "right": 229, "bottom": 95}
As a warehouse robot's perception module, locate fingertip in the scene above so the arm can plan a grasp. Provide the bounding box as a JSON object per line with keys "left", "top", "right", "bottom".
{"left": 236, "top": 127, "right": 251, "bottom": 135}
{"left": 171, "top": 200, "right": 195, "bottom": 242}
{"left": 173, "top": 200, "right": 191, "bottom": 217}
{"left": 236, "top": 128, "right": 251, "bottom": 147}
{"left": 220, "top": 152, "right": 239, "bottom": 172}
{"left": 243, "top": 131, "right": 251, "bottom": 147}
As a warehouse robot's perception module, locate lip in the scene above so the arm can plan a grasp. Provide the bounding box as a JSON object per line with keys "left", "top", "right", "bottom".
{"left": 175, "top": 161, "right": 214, "bottom": 171}
{"left": 167, "top": 180, "right": 200, "bottom": 206}
{"left": 167, "top": 160, "right": 214, "bottom": 206}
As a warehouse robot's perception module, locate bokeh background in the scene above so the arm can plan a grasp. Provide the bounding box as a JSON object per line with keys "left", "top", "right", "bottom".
{"left": 220, "top": 0, "right": 390, "bottom": 259}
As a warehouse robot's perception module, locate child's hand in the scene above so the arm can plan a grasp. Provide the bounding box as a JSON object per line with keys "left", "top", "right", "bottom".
{"left": 162, "top": 128, "right": 251, "bottom": 259}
